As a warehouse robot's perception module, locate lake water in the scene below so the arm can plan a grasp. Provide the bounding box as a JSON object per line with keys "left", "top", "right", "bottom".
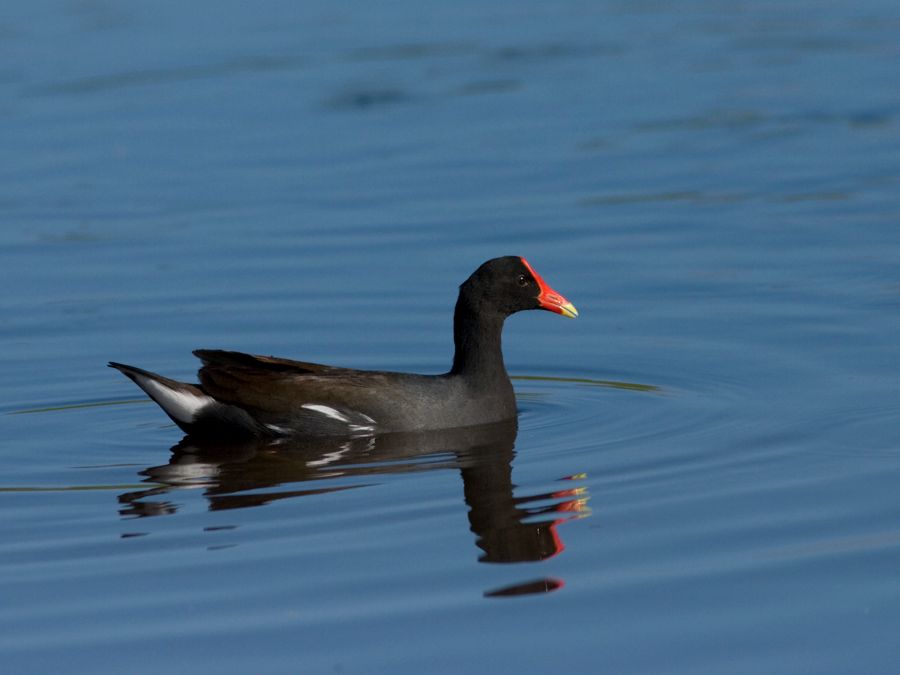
{"left": 2, "top": 1, "right": 900, "bottom": 673}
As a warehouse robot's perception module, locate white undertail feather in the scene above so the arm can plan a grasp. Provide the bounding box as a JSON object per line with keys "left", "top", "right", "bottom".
{"left": 140, "top": 377, "right": 214, "bottom": 424}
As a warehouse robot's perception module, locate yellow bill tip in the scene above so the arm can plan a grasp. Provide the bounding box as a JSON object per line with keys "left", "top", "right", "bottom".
{"left": 560, "top": 302, "right": 578, "bottom": 319}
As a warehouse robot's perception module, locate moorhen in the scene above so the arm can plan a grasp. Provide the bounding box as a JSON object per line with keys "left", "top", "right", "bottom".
{"left": 110, "top": 256, "right": 577, "bottom": 438}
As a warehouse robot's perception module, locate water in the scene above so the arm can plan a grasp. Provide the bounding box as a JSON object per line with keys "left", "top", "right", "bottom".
{"left": 2, "top": 0, "right": 900, "bottom": 672}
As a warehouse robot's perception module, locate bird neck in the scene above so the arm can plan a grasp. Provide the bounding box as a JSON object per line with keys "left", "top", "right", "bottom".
{"left": 449, "top": 297, "right": 508, "bottom": 381}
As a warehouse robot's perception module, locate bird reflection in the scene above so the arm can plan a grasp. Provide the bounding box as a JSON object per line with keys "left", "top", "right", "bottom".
{"left": 119, "top": 421, "right": 588, "bottom": 595}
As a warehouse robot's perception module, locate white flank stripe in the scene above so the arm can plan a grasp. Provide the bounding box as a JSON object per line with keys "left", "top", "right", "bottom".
{"left": 141, "top": 377, "right": 213, "bottom": 424}
{"left": 349, "top": 412, "right": 376, "bottom": 434}
{"left": 301, "top": 404, "right": 350, "bottom": 423}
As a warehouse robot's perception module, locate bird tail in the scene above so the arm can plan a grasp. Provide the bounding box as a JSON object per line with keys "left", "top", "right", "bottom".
{"left": 108, "top": 362, "right": 214, "bottom": 432}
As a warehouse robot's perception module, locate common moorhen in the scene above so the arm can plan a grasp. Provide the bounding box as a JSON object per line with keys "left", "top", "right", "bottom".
{"left": 110, "top": 256, "right": 577, "bottom": 437}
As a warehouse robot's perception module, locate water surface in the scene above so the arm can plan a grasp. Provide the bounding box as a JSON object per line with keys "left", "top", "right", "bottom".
{"left": 2, "top": 1, "right": 900, "bottom": 673}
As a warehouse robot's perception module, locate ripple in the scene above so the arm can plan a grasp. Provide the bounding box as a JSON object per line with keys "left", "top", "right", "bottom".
{"left": 29, "top": 56, "right": 306, "bottom": 96}
{"left": 512, "top": 373, "right": 658, "bottom": 391}
{"left": 483, "top": 577, "right": 564, "bottom": 598}
{"left": 5, "top": 398, "right": 148, "bottom": 416}
{"left": 632, "top": 107, "right": 896, "bottom": 137}
{"left": 344, "top": 42, "right": 474, "bottom": 62}
{"left": 579, "top": 191, "right": 747, "bottom": 207}
{"left": 789, "top": 403, "right": 900, "bottom": 457}
{"left": 324, "top": 86, "right": 416, "bottom": 110}
{"left": 515, "top": 365, "right": 751, "bottom": 455}
{"left": 486, "top": 41, "right": 623, "bottom": 62}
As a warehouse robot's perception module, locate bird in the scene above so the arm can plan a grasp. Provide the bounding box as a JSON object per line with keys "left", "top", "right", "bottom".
{"left": 109, "top": 256, "right": 577, "bottom": 438}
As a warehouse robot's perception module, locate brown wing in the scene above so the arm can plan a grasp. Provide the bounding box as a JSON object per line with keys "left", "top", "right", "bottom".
{"left": 192, "top": 349, "right": 394, "bottom": 426}
{"left": 194, "top": 349, "right": 353, "bottom": 377}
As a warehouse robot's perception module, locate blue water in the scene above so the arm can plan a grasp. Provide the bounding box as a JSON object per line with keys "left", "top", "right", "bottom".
{"left": 3, "top": 1, "right": 900, "bottom": 673}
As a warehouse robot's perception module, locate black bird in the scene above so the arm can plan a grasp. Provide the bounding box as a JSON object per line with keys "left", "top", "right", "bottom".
{"left": 110, "top": 256, "right": 577, "bottom": 438}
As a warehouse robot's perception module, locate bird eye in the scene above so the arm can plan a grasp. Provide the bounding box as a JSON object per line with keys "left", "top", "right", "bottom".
{"left": 516, "top": 274, "right": 528, "bottom": 287}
